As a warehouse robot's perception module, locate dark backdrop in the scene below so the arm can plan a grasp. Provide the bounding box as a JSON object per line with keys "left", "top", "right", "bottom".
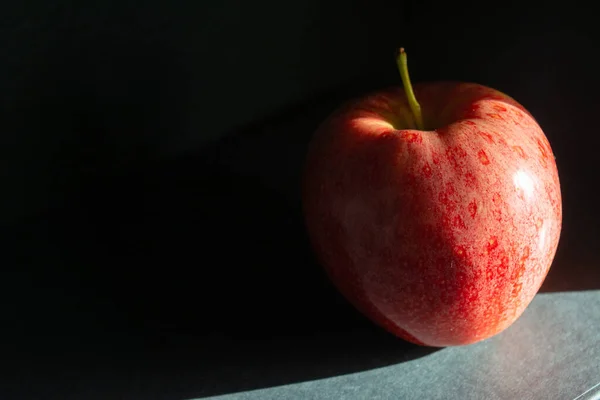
{"left": 1, "top": 1, "right": 598, "bottom": 399}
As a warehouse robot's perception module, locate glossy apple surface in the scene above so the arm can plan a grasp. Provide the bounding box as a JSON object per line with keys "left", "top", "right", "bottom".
{"left": 302, "top": 82, "right": 562, "bottom": 347}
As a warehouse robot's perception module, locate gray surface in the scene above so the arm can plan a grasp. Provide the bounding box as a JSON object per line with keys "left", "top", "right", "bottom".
{"left": 201, "top": 291, "right": 600, "bottom": 400}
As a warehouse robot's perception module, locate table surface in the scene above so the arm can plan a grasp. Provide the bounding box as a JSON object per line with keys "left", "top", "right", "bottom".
{"left": 201, "top": 291, "right": 600, "bottom": 400}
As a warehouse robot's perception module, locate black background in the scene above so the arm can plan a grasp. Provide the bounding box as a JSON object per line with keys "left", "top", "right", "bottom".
{"left": 1, "top": 1, "right": 599, "bottom": 399}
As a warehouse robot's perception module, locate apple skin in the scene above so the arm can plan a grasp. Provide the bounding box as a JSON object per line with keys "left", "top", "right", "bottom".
{"left": 302, "top": 82, "right": 562, "bottom": 347}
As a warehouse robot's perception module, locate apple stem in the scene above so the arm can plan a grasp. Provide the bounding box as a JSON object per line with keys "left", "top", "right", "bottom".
{"left": 396, "top": 48, "right": 425, "bottom": 130}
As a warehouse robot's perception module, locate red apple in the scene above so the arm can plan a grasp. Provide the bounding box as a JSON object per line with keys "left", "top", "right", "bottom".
{"left": 302, "top": 49, "right": 562, "bottom": 347}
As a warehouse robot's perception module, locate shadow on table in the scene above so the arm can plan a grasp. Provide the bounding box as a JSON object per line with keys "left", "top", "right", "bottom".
{"left": 1, "top": 90, "right": 440, "bottom": 400}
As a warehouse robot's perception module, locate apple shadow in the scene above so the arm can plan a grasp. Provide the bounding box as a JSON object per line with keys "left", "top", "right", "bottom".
{"left": 1, "top": 85, "right": 441, "bottom": 400}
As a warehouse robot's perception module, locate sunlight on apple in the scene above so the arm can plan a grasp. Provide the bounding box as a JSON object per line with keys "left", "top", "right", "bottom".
{"left": 353, "top": 117, "right": 396, "bottom": 132}
{"left": 513, "top": 169, "right": 535, "bottom": 200}
{"left": 538, "top": 219, "right": 550, "bottom": 253}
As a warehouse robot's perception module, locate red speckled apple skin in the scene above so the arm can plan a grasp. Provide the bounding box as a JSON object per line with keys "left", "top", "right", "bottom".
{"left": 302, "top": 82, "right": 562, "bottom": 347}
